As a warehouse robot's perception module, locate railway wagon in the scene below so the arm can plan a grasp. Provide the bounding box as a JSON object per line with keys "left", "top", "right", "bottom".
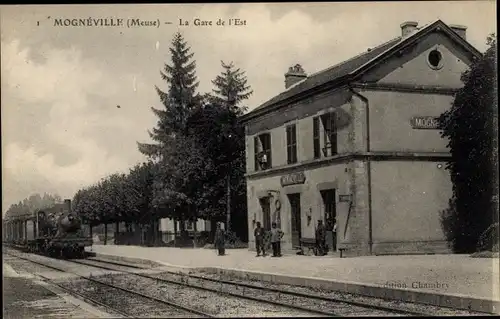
{"left": 3, "top": 199, "right": 93, "bottom": 258}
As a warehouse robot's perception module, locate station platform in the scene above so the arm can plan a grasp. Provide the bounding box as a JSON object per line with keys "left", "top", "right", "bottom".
{"left": 3, "top": 262, "right": 112, "bottom": 318}
{"left": 86, "top": 244, "right": 500, "bottom": 314}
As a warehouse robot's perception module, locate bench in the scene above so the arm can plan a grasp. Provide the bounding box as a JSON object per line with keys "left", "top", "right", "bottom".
{"left": 338, "top": 247, "right": 346, "bottom": 258}
{"left": 297, "top": 238, "right": 318, "bottom": 255}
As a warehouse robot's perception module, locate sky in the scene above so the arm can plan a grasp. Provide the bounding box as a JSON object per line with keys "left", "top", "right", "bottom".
{"left": 1, "top": 2, "right": 496, "bottom": 215}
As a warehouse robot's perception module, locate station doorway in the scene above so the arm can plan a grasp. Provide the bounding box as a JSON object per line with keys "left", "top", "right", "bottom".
{"left": 259, "top": 197, "right": 272, "bottom": 231}
{"left": 288, "top": 193, "right": 302, "bottom": 247}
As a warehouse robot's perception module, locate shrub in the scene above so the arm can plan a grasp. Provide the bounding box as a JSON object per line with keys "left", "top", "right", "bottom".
{"left": 477, "top": 222, "right": 499, "bottom": 252}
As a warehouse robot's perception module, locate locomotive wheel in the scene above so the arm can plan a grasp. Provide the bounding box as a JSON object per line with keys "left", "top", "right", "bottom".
{"left": 63, "top": 247, "right": 73, "bottom": 259}
{"left": 78, "top": 247, "right": 85, "bottom": 259}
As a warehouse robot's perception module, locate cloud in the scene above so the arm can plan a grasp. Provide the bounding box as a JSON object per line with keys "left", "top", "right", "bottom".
{"left": 1, "top": 40, "right": 142, "bottom": 210}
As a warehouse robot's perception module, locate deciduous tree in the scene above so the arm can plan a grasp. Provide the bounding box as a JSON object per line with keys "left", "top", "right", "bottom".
{"left": 438, "top": 34, "right": 498, "bottom": 253}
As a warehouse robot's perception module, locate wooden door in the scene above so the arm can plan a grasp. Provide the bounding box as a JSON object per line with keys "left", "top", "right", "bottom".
{"left": 321, "top": 189, "right": 336, "bottom": 230}
{"left": 260, "top": 198, "right": 271, "bottom": 231}
{"left": 288, "top": 193, "right": 301, "bottom": 247}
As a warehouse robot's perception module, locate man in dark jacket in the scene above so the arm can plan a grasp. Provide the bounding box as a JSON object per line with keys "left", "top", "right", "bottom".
{"left": 254, "top": 222, "right": 266, "bottom": 257}
{"left": 215, "top": 222, "right": 225, "bottom": 256}
{"left": 315, "top": 220, "right": 326, "bottom": 256}
{"left": 270, "top": 222, "right": 284, "bottom": 257}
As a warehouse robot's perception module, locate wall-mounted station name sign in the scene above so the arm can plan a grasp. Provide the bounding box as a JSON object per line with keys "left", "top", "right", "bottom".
{"left": 281, "top": 172, "right": 306, "bottom": 187}
{"left": 410, "top": 116, "right": 440, "bottom": 129}
{"left": 339, "top": 195, "right": 352, "bottom": 202}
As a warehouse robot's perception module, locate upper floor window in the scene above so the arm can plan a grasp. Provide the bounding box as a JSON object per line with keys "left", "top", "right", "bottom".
{"left": 286, "top": 124, "right": 298, "bottom": 164}
{"left": 254, "top": 133, "right": 272, "bottom": 171}
{"left": 313, "top": 112, "right": 338, "bottom": 158}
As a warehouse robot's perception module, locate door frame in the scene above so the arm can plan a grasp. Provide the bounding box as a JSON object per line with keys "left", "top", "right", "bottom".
{"left": 287, "top": 193, "right": 302, "bottom": 247}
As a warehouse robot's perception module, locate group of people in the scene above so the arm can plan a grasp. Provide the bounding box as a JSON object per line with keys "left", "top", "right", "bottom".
{"left": 254, "top": 221, "right": 284, "bottom": 257}
{"left": 213, "top": 218, "right": 337, "bottom": 257}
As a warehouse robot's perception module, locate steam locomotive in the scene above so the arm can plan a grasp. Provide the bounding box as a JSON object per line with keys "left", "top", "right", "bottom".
{"left": 3, "top": 199, "right": 93, "bottom": 258}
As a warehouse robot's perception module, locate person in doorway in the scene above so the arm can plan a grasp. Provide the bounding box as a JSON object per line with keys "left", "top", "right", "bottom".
{"left": 315, "top": 220, "right": 326, "bottom": 256}
{"left": 214, "top": 222, "right": 226, "bottom": 256}
{"left": 270, "top": 222, "right": 284, "bottom": 257}
{"left": 332, "top": 218, "right": 338, "bottom": 252}
{"left": 254, "top": 222, "right": 266, "bottom": 257}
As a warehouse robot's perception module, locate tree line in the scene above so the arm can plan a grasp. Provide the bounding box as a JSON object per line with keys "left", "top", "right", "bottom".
{"left": 71, "top": 32, "right": 252, "bottom": 245}
{"left": 4, "top": 193, "right": 63, "bottom": 219}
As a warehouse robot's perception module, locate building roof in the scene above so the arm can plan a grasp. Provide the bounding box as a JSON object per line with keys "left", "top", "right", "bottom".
{"left": 242, "top": 20, "right": 482, "bottom": 122}
{"left": 253, "top": 37, "right": 401, "bottom": 112}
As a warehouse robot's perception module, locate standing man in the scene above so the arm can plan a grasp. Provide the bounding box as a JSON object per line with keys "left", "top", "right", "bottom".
{"left": 254, "top": 222, "right": 266, "bottom": 257}
{"left": 214, "top": 222, "right": 226, "bottom": 256}
{"left": 270, "top": 222, "right": 284, "bottom": 257}
{"left": 315, "top": 220, "right": 326, "bottom": 256}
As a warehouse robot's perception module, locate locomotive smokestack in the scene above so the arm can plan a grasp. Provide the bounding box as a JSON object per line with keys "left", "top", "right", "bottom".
{"left": 63, "top": 199, "right": 71, "bottom": 214}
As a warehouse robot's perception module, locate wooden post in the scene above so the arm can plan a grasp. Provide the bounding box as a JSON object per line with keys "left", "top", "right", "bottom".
{"left": 104, "top": 223, "right": 108, "bottom": 245}
{"left": 193, "top": 217, "right": 198, "bottom": 248}
{"left": 115, "top": 221, "right": 119, "bottom": 245}
{"left": 24, "top": 220, "right": 28, "bottom": 244}
{"left": 173, "top": 218, "right": 178, "bottom": 247}
{"left": 226, "top": 174, "right": 231, "bottom": 232}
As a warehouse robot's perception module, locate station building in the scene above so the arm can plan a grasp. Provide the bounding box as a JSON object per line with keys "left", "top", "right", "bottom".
{"left": 240, "top": 20, "right": 482, "bottom": 256}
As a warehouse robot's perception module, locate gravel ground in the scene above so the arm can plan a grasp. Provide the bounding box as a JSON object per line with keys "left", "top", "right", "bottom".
{"left": 86, "top": 272, "right": 324, "bottom": 317}
{"left": 59, "top": 278, "right": 201, "bottom": 318}
{"left": 194, "top": 271, "right": 488, "bottom": 316}
{"left": 149, "top": 271, "right": 400, "bottom": 316}
{"left": 4, "top": 256, "right": 66, "bottom": 276}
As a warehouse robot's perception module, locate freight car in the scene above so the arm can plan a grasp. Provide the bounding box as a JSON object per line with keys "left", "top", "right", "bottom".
{"left": 3, "top": 199, "right": 92, "bottom": 258}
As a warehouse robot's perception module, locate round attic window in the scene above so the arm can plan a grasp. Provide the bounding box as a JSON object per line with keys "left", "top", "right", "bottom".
{"left": 427, "top": 49, "right": 443, "bottom": 70}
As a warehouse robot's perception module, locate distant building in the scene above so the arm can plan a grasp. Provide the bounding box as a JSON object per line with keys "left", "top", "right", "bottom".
{"left": 240, "top": 20, "right": 482, "bottom": 256}
{"left": 159, "top": 218, "right": 211, "bottom": 243}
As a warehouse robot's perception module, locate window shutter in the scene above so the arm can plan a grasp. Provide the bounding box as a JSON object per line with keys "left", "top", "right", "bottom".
{"left": 266, "top": 133, "right": 272, "bottom": 168}
{"left": 331, "top": 113, "right": 338, "bottom": 155}
{"left": 291, "top": 125, "right": 297, "bottom": 164}
{"left": 313, "top": 117, "right": 320, "bottom": 159}
{"left": 254, "top": 136, "right": 259, "bottom": 171}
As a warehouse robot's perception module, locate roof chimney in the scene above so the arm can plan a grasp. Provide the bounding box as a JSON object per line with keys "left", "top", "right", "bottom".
{"left": 284, "top": 64, "right": 307, "bottom": 89}
{"left": 449, "top": 24, "right": 467, "bottom": 40}
{"left": 63, "top": 199, "right": 71, "bottom": 214}
{"left": 400, "top": 21, "right": 418, "bottom": 37}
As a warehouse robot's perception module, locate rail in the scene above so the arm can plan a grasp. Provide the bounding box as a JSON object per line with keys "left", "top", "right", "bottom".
{"left": 70, "top": 257, "right": 442, "bottom": 317}
{"left": 6, "top": 251, "right": 213, "bottom": 318}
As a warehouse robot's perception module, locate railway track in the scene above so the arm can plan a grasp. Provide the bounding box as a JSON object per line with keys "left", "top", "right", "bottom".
{"left": 69, "top": 257, "right": 442, "bottom": 317}
{"left": 6, "top": 251, "right": 212, "bottom": 318}
{"left": 7, "top": 250, "right": 485, "bottom": 317}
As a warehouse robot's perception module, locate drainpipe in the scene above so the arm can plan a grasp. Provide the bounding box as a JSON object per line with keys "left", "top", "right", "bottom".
{"left": 348, "top": 85, "right": 373, "bottom": 255}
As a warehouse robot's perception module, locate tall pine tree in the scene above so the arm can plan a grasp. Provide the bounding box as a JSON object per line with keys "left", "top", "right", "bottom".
{"left": 209, "top": 61, "right": 252, "bottom": 238}
{"left": 138, "top": 32, "right": 201, "bottom": 159}
{"left": 137, "top": 32, "right": 201, "bottom": 245}
{"left": 211, "top": 61, "right": 253, "bottom": 115}
{"left": 438, "top": 34, "right": 498, "bottom": 253}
